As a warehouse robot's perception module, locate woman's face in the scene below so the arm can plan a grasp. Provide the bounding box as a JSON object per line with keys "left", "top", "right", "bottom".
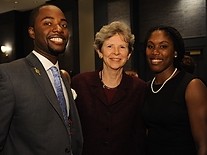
{"left": 98, "top": 33, "right": 131, "bottom": 71}
{"left": 146, "top": 30, "right": 175, "bottom": 73}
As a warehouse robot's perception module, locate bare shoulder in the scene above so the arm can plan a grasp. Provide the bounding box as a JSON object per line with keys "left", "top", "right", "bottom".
{"left": 186, "top": 78, "right": 207, "bottom": 92}
{"left": 185, "top": 78, "right": 207, "bottom": 106}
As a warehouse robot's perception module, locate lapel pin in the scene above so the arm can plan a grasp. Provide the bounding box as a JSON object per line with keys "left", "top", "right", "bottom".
{"left": 34, "top": 67, "right": 41, "bottom": 75}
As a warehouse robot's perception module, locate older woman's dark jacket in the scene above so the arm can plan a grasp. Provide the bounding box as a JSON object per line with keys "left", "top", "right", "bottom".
{"left": 71, "top": 70, "right": 147, "bottom": 155}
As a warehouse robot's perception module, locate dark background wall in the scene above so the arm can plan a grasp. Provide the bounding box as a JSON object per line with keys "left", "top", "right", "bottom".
{"left": 0, "top": 0, "right": 206, "bottom": 83}
{"left": 0, "top": 11, "right": 24, "bottom": 63}
{"left": 132, "top": 0, "right": 207, "bottom": 82}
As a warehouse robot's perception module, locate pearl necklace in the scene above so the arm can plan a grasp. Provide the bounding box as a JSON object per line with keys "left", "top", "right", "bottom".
{"left": 151, "top": 68, "right": 177, "bottom": 93}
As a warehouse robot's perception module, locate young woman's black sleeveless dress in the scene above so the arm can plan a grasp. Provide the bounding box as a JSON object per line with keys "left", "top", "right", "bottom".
{"left": 142, "top": 71, "right": 197, "bottom": 155}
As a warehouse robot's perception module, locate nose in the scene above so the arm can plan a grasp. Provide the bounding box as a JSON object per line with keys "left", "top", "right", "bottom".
{"left": 151, "top": 46, "right": 160, "bottom": 55}
{"left": 114, "top": 47, "right": 120, "bottom": 55}
{"left": 52, "top": 24, "right": 63, "bottom": 33}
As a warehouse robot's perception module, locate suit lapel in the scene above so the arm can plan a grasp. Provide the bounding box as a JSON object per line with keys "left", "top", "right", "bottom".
{"left": 61, "top": 73, "right": 71, "bottom": 114}
{"left": 89, "top": 74, "right": 108, "bottom": 105}
{"left": 61, "top": 71, "right": 84, "bottom": 151}
{"left": 25, "top": 53, "right": 66, "bottom": 124}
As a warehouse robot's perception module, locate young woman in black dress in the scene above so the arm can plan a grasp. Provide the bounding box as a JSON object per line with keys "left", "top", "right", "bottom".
{"left": 142, "top": 25, "right": 207, "bottom": 155}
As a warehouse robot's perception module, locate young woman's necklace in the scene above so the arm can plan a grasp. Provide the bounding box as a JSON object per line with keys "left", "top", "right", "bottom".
{"left": 151, "top": 68, "right": 177, "bottom": 93}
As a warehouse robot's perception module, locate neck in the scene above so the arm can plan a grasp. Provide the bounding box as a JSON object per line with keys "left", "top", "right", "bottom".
{"left": 100, "top": 69, "right": 122, "bottom": 89}
{"left": 154, "top": 68, "right": 177, "bottom": 84}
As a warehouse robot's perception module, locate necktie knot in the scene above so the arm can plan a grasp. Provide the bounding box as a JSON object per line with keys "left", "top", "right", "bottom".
{"left": 50, "top": 66, "right": 60, "bottom": 78}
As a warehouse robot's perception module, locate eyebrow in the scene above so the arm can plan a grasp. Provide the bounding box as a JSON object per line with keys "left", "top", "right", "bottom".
{"left": 148, "top": 40, "right": 169, "bottom": 44}
{"left": 41, "top": 16, "right": 68, "bottom": 22}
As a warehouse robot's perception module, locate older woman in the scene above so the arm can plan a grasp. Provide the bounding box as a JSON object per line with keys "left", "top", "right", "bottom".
{"left": 142, "top": 25, "right": 207, "bottom": 155}
{"left": 71, "top": 21, "right": 147, "bottom": 155}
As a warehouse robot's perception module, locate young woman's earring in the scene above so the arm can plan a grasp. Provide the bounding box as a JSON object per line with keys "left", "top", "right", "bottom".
{"left": 174, "top": 51, "right": 178, "bottom": 58}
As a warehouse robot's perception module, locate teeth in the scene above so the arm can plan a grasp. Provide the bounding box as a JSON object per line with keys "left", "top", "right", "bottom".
{"left": 151, "top": 59, "right": 162, "bottom": 64}
{"left": 50, "top": 38, "right": 63, "bottom": 43}
{"left": 112, "top": 58, "right": 120, "bottom": 61}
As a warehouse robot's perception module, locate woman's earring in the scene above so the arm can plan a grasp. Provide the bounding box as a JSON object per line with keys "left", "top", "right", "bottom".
{"left": 174, "top": 51, "right": 178, "bottom": 58}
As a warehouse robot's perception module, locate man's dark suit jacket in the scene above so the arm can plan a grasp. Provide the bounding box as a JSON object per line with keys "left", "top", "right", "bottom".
{"left": 0, "top": 53, "right": 83, "bottom": 155}
{"left": 71, "top": 70, "right": 147, "bottom": 155}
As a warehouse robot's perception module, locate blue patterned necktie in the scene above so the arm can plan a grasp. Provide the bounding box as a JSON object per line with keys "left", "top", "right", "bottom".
{"left": 50, "top": 66, "right": 68, "bottom": 122}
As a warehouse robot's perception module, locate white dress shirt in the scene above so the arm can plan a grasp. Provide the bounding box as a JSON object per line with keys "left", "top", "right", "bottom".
{"left": 32, "top": 50, "right": 70, "bottom": 117}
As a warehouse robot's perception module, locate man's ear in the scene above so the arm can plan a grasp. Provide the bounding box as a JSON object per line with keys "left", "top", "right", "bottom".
{"left": 28, "top": 27, "right": 35, "bottom": 39}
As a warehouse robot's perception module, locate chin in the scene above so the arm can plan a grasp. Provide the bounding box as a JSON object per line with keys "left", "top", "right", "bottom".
{"left": 49, "top": 47, "right": 66, "bottom": 55}
{"left": 150, "top": 66, "right": 161, "bottom": 73}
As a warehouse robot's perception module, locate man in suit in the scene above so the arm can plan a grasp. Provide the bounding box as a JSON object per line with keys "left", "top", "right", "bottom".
{"left": 0, "top": 4, "right": 83, "bottom": 155}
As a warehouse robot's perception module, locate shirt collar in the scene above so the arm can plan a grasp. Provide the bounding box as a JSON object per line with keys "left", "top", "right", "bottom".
{"left": 32, "top": 50, "right": 59, "bottom": 71}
